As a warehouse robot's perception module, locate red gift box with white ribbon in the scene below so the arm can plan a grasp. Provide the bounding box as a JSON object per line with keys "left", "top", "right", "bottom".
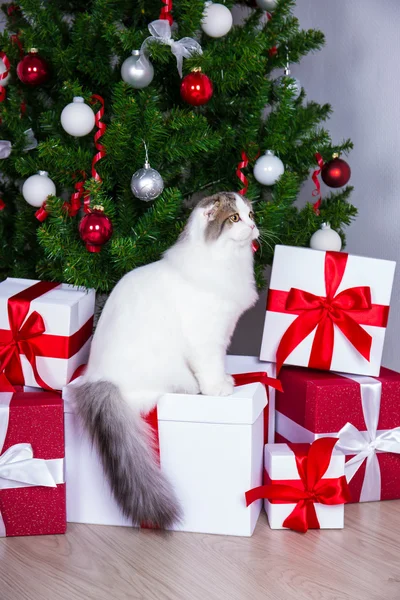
{"left": 0, "top": 278, "right": 95, "bottom": 391}
{"left": 0, "top": 378, "right": 66, "bottom": 536}
{"left": 275, "top": 366, "right": 400, "bottom": 502}
{"left": 260, "top": 245, "right": 396, "bottom": 376}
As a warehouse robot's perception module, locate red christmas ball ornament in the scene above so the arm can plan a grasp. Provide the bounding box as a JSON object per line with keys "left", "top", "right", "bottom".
{"left": 79, "top": 206, "right": 113, "bottom": 253}
{"left": 180, "top": 69, "right": 213, "bottom": 106}
{"left": 17, "top": 48, "right": 50, "bottom": 86}
{"left": 321, "top": 155, "right": 351, "bottom": 188}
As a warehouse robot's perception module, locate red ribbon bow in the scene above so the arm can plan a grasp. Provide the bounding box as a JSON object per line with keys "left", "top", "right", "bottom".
{"left": 246, "top": 437, "right": 351, "bottom": 532}
{"left": 268, "top": 251, "right": 389, "bottom": 373}
{"left": 63, "top": 171, "right": 90, "bottom": 217}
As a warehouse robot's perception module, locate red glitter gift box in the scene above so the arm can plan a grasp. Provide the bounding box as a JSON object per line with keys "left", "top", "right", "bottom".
{"left": 0, "top": 382, "right": 66, "bottom": 536}
{"left": 275, "top": 366, "right": 400, "bottom": 502}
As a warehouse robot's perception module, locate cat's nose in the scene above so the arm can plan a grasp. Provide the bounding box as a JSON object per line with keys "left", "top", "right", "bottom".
{"left": 250, "top": 224, "right": 255, "bottom": 230}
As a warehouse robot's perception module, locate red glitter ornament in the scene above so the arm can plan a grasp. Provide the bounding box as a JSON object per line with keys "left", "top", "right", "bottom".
{"left": 321, "top": 155, "right": 351, "bottom": 188}
{"left": 79, "top": 206, "right": 113, "bottom": 253}
{"left": 180, "top": 69, "right": 213, "bottom": 106}
{"left": 17, "top": 49, "right": 50, "bottom": 86}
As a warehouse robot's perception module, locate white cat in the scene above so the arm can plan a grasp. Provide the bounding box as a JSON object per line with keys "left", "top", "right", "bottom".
{"left": 73, "top": 192, "right": 259, "bottom": 528}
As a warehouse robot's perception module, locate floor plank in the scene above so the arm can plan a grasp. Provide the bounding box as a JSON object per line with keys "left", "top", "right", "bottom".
{"left": 1, "top": 503, "right": 400, "bottom": 600}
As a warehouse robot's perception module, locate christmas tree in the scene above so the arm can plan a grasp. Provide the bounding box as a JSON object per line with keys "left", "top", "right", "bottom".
{"left": 0, "top": 0, "right": 356, "bottom": 292}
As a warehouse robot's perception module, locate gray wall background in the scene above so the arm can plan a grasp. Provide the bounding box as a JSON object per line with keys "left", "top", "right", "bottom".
{"left": 230, "top": 1, "right": 400, "bottom": 372}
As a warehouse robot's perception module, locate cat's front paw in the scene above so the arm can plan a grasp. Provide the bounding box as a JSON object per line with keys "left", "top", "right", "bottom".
{"left": 201, "top": 379, "right": 234, "bottom": 397}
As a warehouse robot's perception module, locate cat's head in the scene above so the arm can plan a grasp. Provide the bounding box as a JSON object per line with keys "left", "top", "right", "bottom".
{"left": 190, "top": 192, "right": 259, "bottom": 246}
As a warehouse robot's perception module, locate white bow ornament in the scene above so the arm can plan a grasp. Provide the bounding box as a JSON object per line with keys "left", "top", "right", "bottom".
{"left": 141, "top": 19, "right": 202, "bottom": 78}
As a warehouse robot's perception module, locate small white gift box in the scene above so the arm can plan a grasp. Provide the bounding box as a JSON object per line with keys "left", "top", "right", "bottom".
{"left": 63, "top": 362, "right": 273, "bottom": 536}
{"left": 0, "top": 278, "right": 95, "bottom": 390}
{"left": 262, "top": 441, "right": 348, "bottom": 531}
{"left": 260, "top": 245, "right": 396, "bottom": 376}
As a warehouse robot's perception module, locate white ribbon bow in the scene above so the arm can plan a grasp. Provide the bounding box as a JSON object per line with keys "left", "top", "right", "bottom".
{"left": 336, "top": 376, "right": 400, "bottom": 502}
{"left": 141, "top": 19, "right": 202, "bottom": 78}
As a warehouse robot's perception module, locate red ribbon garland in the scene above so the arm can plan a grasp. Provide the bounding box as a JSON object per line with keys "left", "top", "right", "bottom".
{"left": 311, "top": 152, "right": 324, "bottom": 215}
{"left": 0, "top": 51, "right": 10, "bottom": 102}
{"left": 63, "top": 172, "right": 90, "bottom": 217}
{"left": 90, "top": 94, "right": 107, "bottom": 183}
{"left": 236, "top": 151, "right": 249, "bottom": 196}
{"left": 0, "top": 281, "right": 94, "bottom": 390}
{"left": 267, "top": 251, "right": 390, "bottom": 374}
{"left": 159, "top": 0, "right": 173, "bottom": 25}
{"left": 35, "top": 202, "right": 49, "bottom": 222}
{"left": 245, "top": 437, "right": 351, "bottom": 533}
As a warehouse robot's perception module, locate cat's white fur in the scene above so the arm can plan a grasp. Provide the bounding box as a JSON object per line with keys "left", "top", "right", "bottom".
{"left": 84, "top": 193, "right": 259, "bottom": 411}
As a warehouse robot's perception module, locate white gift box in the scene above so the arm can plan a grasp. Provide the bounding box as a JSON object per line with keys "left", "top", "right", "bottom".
{"left": 260, "top": 245, "right": 396, "bottom": 376}
{"left": 0, "top": 278, "right": 95, "bottom": 390}
{"left": 264, "top": 443, "right": 345, "bottom": 530}
{"left": 63, "top": 358, "right": 272, "bottom": 536}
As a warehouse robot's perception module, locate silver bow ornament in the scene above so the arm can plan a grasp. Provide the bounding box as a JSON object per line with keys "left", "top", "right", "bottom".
{"left": 0, "top": 140, "right": 11, "bottom": 159}
{"left": 336, "top": 375, "right": 400, "bottom": 502}
{"left": 0, "top": 392, "right": 64, "bottom": 537}
{"left": 141, "top": 19, "right": 202, "bottom": 78}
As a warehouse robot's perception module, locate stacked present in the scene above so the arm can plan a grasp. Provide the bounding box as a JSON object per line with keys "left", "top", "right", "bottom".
{"left": 246, "top": 244, "right": 400, "bottom": 532}
{"left": 1, "top": 240, "right": 399, "bottom": 538}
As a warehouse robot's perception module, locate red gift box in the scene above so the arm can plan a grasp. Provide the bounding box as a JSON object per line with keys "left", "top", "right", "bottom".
{"left": 0, "top": 383, "right": 66, "bottom": 536}
{"left": 275, "top": 366, "right": 400, "bottom": 502}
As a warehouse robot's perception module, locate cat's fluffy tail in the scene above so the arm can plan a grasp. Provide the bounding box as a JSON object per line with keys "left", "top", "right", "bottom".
{"left": 73, "top": 380, "right": 181, "bottom": 528}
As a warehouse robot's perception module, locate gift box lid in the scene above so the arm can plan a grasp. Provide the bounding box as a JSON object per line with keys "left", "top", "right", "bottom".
{"left": 270, "top": 245, "right": 396, "bottom": 303}
{"left": 0, "top": 278, "right": 95, "bottom": 335}
{"left": 265, "top": 443, "right": 344, "bottom": 479}
{"left": 63, "top": 378, "right": 268, "bottom": 425}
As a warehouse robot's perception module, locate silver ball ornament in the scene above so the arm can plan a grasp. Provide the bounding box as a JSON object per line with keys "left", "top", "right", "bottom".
{"left": 310, "top": 223, "right": 342, "bottom": 252}
{"left": 275, "top": 74, "right": 302, "bottom": 101}
{"left": 121, "top": 50, "right": 154, "bottom": 89}
{"left": 131, "top": 161, "right": 164, "bottom": 201}
{"left": 256, "top": 0, "right": 277, "bottom": 11}
{"left": 253, "top": 150, "right": 284, "bottom": 186}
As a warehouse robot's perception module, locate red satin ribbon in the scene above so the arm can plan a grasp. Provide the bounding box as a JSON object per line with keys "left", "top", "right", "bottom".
{"left": 0, "top": 51, "right": 10, "bottom": 103}
{"left": 159, "top": 0, "right": 173, "bottom": 25}
{"left": 268, "top": 251, "right": 388, "bottom": 373}
{"left": 90, "top": 95, "right": 106, "bottom": 183}
{"left": 64, "top": 172, "right": 90, "bottom": 217}
{"left": 236, "top": 151, "right": 249, "bottom": 196}
{"left": 311, "top": 152, "right": 324, "bottom": 215}
{"left": 35, "top": 202, "right": 49, "bottom": 222}
{"left": 0, "top": 198, "right": 5, "bottom": 211}
{"left": 245, "top": 437, "right": 351, "bottom": 532}
{"left": 0, "top": 281, "right": 94, "bottom": 390}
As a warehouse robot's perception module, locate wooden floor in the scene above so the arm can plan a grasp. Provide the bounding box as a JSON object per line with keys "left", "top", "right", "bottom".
{"left": 1, "top": 503, "right": 400, "bottom": 600}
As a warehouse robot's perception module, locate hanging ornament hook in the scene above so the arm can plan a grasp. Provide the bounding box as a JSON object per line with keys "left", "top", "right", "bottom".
{"left": 142, "top": 139, "right": 150, "bottom": 168}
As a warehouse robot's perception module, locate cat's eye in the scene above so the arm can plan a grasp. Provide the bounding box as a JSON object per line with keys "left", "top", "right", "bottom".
{"left": 249, "top": 211, "right": 254, "bottom": 220}
{"left": 230, "top": 213, "right": 240, "bottom": 223}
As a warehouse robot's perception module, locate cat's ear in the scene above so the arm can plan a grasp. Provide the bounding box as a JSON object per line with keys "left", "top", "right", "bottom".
{"left": 203, "top": 198, "right": 221, "bottom": 221}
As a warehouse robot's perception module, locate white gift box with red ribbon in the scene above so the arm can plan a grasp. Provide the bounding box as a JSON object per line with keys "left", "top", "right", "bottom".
{"left": 260, "top": 246, "right": 396, "bottom": 377}
{"left": 0, "top": 278, "right": 95, "bottom": 390}
{"left": 62, "top": 356, "right": 277, "bottom": 536}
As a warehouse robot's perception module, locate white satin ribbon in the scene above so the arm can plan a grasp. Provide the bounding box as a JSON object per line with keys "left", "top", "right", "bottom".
{"left": 0, "top": 393, "right": 64, "bottom": 537}
{"left": 336, "top": 375, "right": 400, "bottom": 502}
{"left": 141, "top": 19, "right": 202, "bottom": 78}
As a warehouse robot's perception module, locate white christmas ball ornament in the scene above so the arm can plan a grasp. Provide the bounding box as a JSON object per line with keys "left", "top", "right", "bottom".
{"left": 201, "top": 3, "right": 233, "bottom": 38}
{"left": 310, "top": 222, "right": 342, "bottom": 252}
{"left": 253, "top": 150, "right": 284, "bottom": 186}
{"left": 0, "top": 60, "right": 10, "bottom": 87}
{"left": 256, "top": 0, "right": 277, "bottom": 11}
{"left": 22, "top": 171, "right": 56, "bottom": 207}
{"left": 121, "top": 50, "right": 154, "bottom": 89}
{"left": 60, "top": 97, "right": 95, "bottom": 137}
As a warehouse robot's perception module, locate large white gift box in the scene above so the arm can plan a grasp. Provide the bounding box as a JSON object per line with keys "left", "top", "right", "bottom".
{"left": 263, "top": 442, "right": 347, "bottom": 531}
{"left": 0, "top": 278, "right": 95, "bottom": 390}
{"left": 63, "top": 356, "right": 275, "bottom": 536}
{"left": 260, "top": 245, "right": 396, "bottom": 376}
